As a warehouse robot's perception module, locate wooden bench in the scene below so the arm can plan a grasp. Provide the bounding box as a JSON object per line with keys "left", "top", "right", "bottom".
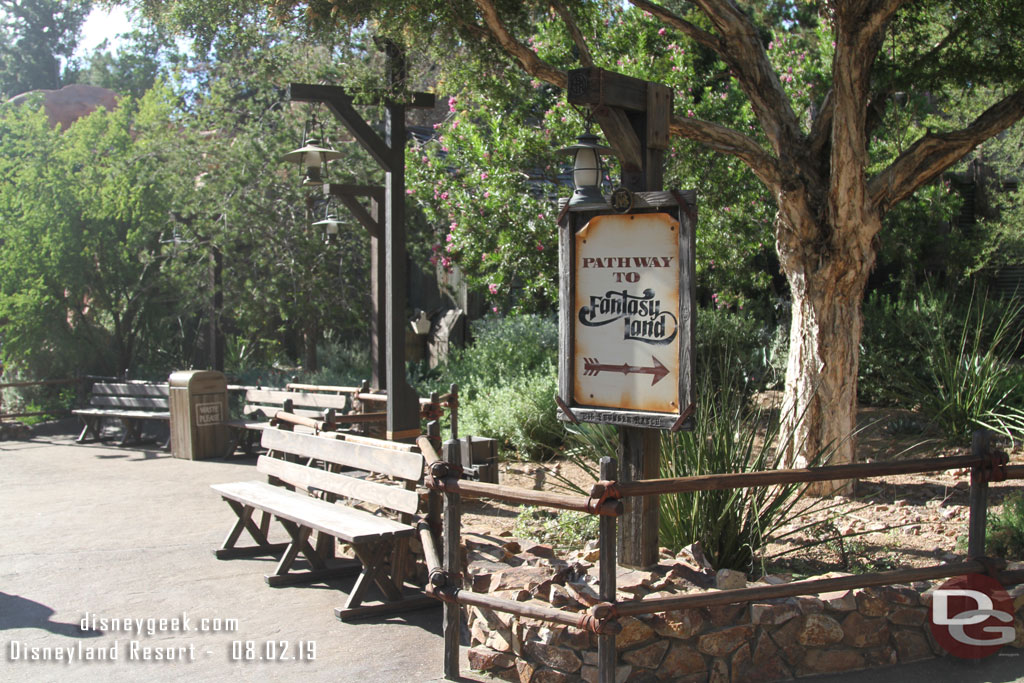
{"left": 226, "top": 388, "right": 372, "bottom": 454}
{"left": 72, "top": 381, "right": 170, "bottom": 447}
{"left": 210, "top": 428, "right": 436, "bottom": 620}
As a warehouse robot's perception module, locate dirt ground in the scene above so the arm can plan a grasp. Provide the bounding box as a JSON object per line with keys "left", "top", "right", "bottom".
{"left": 461, "top": 404, "right": 1024, "bottom": 578}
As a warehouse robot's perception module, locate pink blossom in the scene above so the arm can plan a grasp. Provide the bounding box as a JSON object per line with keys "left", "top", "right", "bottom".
{"left": 429, "top": 254, "right": 438, "bottom": 265}
{"left": 492, "top": 306, "right": 498, "bottom": 313}
{"left": 480, "top": 171, "right": 488, "bottom": 180}
{"left": 449, "top": 221, "right": 458, "bottom": 231}
{"left": 446, "top": 234, "right": 454, "bottom": 243}
{"left": 536, "top": 242, "right": 544, "bottom": 251}
{"left": 658, "top": 28, "right": 666, "bottom": 36}
{"left": 448, "top": 95, "right": 457, "bottom": 113}
{"left": 406, "top": 189, "right": 415, "bottom": 196}
{"left": 483, "top": 191, "right": 490, "bottom": 198}
{"left": 481, "top": 253, "right": 488, "bottom": 261}
{"left": 440, "top": 256, "right": 451, "bottom": 268}
{"left": 440, "top": 192, "right": 449, "bottom": 200}
{"left": 488, "top": 283, "right": 499, "bottom": 295}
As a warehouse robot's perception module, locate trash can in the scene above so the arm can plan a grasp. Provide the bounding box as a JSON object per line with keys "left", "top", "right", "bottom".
{"left": 168, "top": 370, "right": 229, "bottom": 460}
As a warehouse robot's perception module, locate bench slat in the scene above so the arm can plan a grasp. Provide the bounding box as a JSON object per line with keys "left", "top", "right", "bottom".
{"left": 258, "top": 456, "right": 420, "bottom": 516}
{"left": 261, "top": 429, "right": 424, "bottom": 483}
{"left": 92, "top": 382, "right": 169, "bottom": 397}
{"left": 90, "top": 396, "right": 169, "bottom": 409}
{"left": 246, "top": 389, "right": 349, "bottom": 412}
{"left": 73, "top": 408, "right": 170, "bottom": 420}
{"left": 211, "top": 480, "right": 412, "bottom": 544}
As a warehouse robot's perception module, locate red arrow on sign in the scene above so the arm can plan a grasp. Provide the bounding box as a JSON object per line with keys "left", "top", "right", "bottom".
{"left": 582, "top": 356, "right": 670, "bottom": 386}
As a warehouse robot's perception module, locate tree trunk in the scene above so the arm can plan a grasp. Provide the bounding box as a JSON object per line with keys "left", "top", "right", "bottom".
{"left": 777, "top": 212, "right": 878, "bottom": 495}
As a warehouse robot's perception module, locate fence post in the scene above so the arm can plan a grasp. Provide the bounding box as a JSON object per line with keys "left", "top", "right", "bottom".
{"left": 598, "top": 456, "right": 618, "bottom": 683}
{"left": 968, "top": 430, "right": 991, "bottom": 558}
{"left": 443, "top": 439, "right": 462, "bottom": 680}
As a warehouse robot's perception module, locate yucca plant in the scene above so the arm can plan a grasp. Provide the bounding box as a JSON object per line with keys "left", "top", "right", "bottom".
{"left": 912, "top": 287, "right": 1024, "bottom": 444}
{"left": 559, "top": 325, "right": 839, "bottom": 573}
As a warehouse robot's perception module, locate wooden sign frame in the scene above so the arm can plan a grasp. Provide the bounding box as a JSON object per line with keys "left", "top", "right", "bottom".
{"left": 557, "top": 190, "right": 696, "bottom": 431}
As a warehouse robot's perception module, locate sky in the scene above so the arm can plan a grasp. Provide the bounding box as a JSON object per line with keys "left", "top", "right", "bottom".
{"left": 75, "top": 5, "right": 134, "bottom": 58}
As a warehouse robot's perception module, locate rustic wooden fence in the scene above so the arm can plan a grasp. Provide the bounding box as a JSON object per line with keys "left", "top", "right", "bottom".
{"left": 419, "top": 431, "right": 1024, "bottom": 682}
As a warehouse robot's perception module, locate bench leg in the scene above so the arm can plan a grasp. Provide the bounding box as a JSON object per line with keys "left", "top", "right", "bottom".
{"left": 76, "top": 416, "right": 104, "bottom": 443}
{"left": 265, "top": 521, "right": 361, "bottom": 587}
{"left": 214, "top": 501, "right": 288, "bottom": 559}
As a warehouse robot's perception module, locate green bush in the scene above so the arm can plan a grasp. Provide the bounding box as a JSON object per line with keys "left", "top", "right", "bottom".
{"left": 987, "top": 492, "right": 1024, "bottom": 560}
{"left": 442, "top": 313, "right": 558, "bottom": 397}
{"left": 512, "top": 506, "right": 599, "bottom": 550}
{"left": 695, "top": 308, "right": 784, "bottom": 392}
{"left": 908, "top": 288, "right": 1024, "bottom": 443}
{"left": 459, "top": 365, "right": 565, "bottom": 460}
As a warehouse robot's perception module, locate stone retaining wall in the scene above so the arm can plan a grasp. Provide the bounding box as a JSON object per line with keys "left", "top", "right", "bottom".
{"left": 460, "top": 531, "right": 1024, "bottom": 682}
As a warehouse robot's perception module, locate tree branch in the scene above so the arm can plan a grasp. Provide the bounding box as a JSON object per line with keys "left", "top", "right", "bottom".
{"left": 668, "top": 115, "right": 782, "bottom": 190}
{"left": 472, "top": 0, "right": 567, "bottom": 89}
{"left": 868, "top": 89, "right": 1024, "bottom": 214}
{"left": 549, "top": 0, "right": 593, "bottom": 67}
{"left": 628, "top": 0, "right": 720, "bottom": 53}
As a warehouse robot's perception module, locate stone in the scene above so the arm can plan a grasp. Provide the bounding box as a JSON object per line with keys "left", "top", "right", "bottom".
{"left": 524, "top": 642, "right": 582, "bottom": 673}
{"left": 548, "top": 584, "right": 574, "bottom": 608}
{"left": 515, "top": 658, "right": 535, "bottom": 682}
{"left": 709, "top": 657, "right": 729, "bottom": 683}
{"left": 751, "top": 631, "right": 792, "bottom": 682}
{"left": 730, "top": 643, "right": 754, "bottom": 683}
{"left": 486, "top": 627, "right": 514, "bottom": 652}
{"left": 887, "top": 606, "right": 928, "bottom": 627}
{"left": 795, "top": 596, "right": 824, "bottom": 614}
{"left": 622, "top": 640, "right": 671, "bottom": 670}
{"left": 467, "top": 646, "right": 514, "bottom": 671}
{"left": 489, "top": 566, "right": 556, "bottom": 594}
{"left": 893, "top": 630, "right": 932, "bottom": 662}
{"left": 818, "top": 589, "right": 857, "bottom": 612}
{"left": 493, "top": 589, "right": 532, "bottom": 603}
{"left": 797, "top": 614, "right": 844, "bottom": 647}
{"left": 697, "top": 625, "right": 755, "bottom": 657}
{"left": 854, "top": 588, "right": 890, "bottom": 617}
{"left": 532, "top": 668, "right": 573, "bottom": 683}
{"left": 715, "top": 568, "right": 748, "bottom": 590}
{"left": 580, "top": 665, "right": 598, "bottom": 683}
{"left": 616, "top": 617, "right": 656, "bottom": 649}
{"left": 709, "top": 603, "right": 748, "bottom": 627}
{"left": 750, "top": 601, "right": 800, "bottom": 626}
{"left": 617, "top": 568, "right": 658, "bottom": 595}
{"left": 559, "top": 626, "right": 592, "bottom": 650}
{"left": 798, "top": 648, "right": 865, "bottom": 676}
{"left": 768, "top": 618, "right": 804, "bottom": 667}
{"left": 566, "top": 580, "right": 603, "bottom": 607}
{"left": 519, "top": 541, "right": 556, "bottom": 559}
{"left": 657, "top": 642, "right": 707, "bottom": 678}
{"left": 876, "top": 586, "right": 919, "bottom": 606}
{"left": 864, "top": 646, "right": 898, "bottom": 668}
{"left": 840, "top": 612, "right": 889, "bottom": 648}
{"left": 652, "top": 608, "right": 705, "bottom": 640}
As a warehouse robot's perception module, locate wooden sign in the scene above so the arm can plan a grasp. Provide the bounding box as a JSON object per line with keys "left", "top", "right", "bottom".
{"left": 557, "top": 192, "right": 695, "bottom": 431}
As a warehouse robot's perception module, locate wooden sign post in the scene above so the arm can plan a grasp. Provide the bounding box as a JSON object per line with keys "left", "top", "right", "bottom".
{"left": 559, "top": 68, "right": 696, "bottom": 568}
{"left": 288, "top": 43, "right": 435, "bottom": 442}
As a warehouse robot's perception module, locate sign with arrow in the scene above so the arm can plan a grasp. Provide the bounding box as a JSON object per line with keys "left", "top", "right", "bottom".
{"left": 572, "top": 212, "right": 682, "bottom": 414}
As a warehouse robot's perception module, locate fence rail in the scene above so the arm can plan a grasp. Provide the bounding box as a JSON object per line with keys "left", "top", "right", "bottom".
{"left": 423, "top": 429, "right": 1022, "bottom": 683}
{"left": 0, "top": 377, "right": 86, "bottom": 421}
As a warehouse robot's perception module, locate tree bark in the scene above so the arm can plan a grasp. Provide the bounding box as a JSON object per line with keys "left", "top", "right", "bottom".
{"left": 776, "top": 208, "right": 880, "bottom": 495}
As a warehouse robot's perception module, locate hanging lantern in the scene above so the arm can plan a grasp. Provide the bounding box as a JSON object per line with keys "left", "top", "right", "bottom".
{"left": 282, "top": 137, "right": 344, "bottom": 186}
{"left": 557, "top": 129, "right": 613, "bottom": 209}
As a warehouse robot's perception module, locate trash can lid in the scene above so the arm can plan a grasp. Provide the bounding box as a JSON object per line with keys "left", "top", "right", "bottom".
{"left": 169, "top": 369, "right": 227, "bottom": 388}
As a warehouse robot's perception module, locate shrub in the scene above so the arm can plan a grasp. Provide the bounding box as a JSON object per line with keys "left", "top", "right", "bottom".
{"left": 459, "top": 365, "right": 564, "bottom": 460}
{"left": 909, "top": 287, "right": 1024, "bottom": 443}
{"left": 512, "top": 506, "right": 599, "bottom": 550}
{"left": 987, "top": 492, "right": 1024, "bottom": 560}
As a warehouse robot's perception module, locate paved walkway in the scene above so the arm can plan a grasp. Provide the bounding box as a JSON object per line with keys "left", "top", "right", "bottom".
{"left": 1, "top": 429, "right": 1021, "bottom": 682}
{"left": 0, "top": 431, "right": 456, "bottom": 682}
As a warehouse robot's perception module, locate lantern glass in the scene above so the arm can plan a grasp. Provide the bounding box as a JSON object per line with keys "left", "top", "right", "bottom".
{"left": 572, "top": 147, "right": 600, "bottom": 189}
